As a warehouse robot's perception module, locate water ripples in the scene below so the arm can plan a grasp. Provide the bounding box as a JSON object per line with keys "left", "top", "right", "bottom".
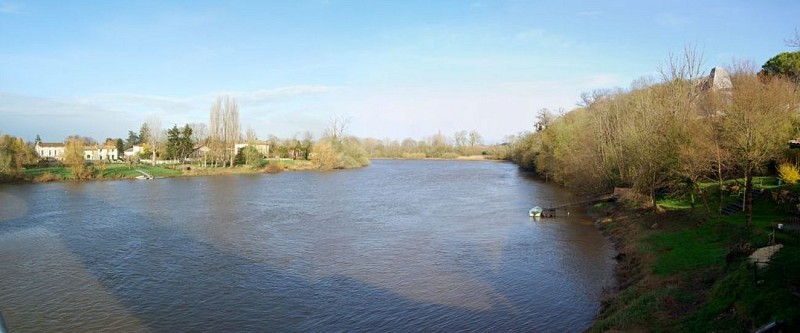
{"left": 0, "top": 160, "right": 615, "bottom": 332}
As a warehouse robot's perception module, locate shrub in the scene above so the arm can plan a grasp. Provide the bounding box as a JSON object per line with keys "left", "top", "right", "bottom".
{"left": 778, "top": 162, "right": 800, "bottom": 184}
{"left": 35, "top": 172, "right": 60, "bottom": 182}
{"left": 265, "top": 161, "right": 283, "bottom": 173}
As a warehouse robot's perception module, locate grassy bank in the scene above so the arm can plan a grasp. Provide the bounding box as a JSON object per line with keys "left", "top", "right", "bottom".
{"left": 20, "top": 159, "right": 317, "bottom": 182}
{"left": 591, "top": 180, "right": 800, "bottom": 332}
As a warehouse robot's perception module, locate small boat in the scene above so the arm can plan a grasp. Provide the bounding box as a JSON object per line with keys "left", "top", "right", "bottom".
{"left": 529, "top": 206, "right": 543, "bottom": 217}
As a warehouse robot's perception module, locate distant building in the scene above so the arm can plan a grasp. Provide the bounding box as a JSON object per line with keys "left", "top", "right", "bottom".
{"left": 35, "top": 142, "right": 65, "bottom": 159}
{"left": 34, "top": 142, "right": 118, "bottom": 161}
{"left": 234, "top": 141, "right": 270, "bottom": 156}
{"left": 85, "top": 144, "right": 118, "bottom": 161}
{"left": 124, "top": 144, "right": 144, "bottom": 158}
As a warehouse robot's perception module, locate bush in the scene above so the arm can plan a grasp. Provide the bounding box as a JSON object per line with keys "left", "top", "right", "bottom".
{"left": 265, "top": 161, "right": 283, "bottom": 173}
{"left": 778, "top": 163, "right": 800, "bottom": 184}
{"left": 35, "top": 172, "right": 60, "bottom": 182}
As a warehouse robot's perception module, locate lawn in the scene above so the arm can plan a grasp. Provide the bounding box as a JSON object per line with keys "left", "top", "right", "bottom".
{"left": 24, "top": 163, "right": 184, "bottom": 180}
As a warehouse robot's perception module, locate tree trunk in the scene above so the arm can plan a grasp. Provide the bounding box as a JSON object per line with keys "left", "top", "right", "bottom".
{"left": 745, "top": 168, "right": 753, "bottom": 227}
{"left": 698, "top": 183, "right": 711, "bottom": 215}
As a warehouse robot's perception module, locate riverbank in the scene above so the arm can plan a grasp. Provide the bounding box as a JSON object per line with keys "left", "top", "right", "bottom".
{"left": 13, "top": 159, "right": 318, "bottom": 183}
{"left": 587, "top": 188, "right": 800, "bottom": 332}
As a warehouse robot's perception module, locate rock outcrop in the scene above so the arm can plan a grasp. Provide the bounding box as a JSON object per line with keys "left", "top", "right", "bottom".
{"left": 700, "top": 66, "right": 733, "bottom": 92}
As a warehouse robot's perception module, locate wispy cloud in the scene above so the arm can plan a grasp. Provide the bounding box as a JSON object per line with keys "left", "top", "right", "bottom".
{"left": 0, "top": 1, "right": 21, "bottom": 13}
{"left": 0, "top": 86, "right": 337, "bottom": 140}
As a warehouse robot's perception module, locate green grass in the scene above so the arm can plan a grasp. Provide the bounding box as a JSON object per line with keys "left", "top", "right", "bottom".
{"left": 649, "top": 225, "right": 728, "bottom": 276}
{"left": 594, "top": 185, "right": 800, "bottom": 332}
{"left": 592, "top": 286, "right": 668, "bottom": 332}
{"left": 24, "top": 164, "right": 184, "bottom": 180}
{"left": 658, "top": 197, "right": 694, "bottom": 210}
{"left": 24, "top": 166, "right": 74, "bottom": 179}
{"left": 134, "top": 165, "right": 183, "bottom": 177}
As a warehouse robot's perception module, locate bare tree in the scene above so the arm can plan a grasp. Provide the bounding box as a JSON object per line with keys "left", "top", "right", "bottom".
{"left": 658, "top": 44, "right": 705, "bottom": 83}
{"left": 208, "top": 95, "right": 240, "bottom": 167}
{"left": 534, "top": 108, "right": 555, "bottom": 132}
{"left": 721, "top": 71, "right": 798, "bottom": 226}
{"left": 245, "top": 127, "right": 258, "bottom": 144}
{"left": 324, "top": 114, "right": 351, "bottom": 142}
{"left": 145, "top": 116, "right": 163, "bottom": 165}
{"left": 786, "top": 28, "right": 800, "bottom": 49}
{"left": 189, "top": 122, "right": 208, "bottom": 146}
{"left": 468, "top": 130, "right": 483, "bottom": 147}
{"left": 453, "top": 130, "right": 468, "bottom": 148}
{"left": 224, "top": 97, "right": 240, "bottom": 167}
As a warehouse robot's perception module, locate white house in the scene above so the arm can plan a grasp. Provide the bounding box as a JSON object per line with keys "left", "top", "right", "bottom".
{"left": 35, "top": 142, "right": 118, "bottom": 161}
{"left": 35, "top": 142, "right": 66, "bottom": 159}
{"left": 234, "top": 141, "right": 270, "bottom": 156}
{"left": 123, "top": 144, "right": 144, "bottom": 158}
{"left": 85, "top": 144, "right": 118, "bottom": 161}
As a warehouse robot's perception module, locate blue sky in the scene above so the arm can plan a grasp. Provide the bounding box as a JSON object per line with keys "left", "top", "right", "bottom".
{"left": 1, "top": 0, "right": 798, "bottom": 143}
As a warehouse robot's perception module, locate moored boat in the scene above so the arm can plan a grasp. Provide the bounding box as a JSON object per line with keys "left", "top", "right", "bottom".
{"left": 529, "top": 206, "right": 543, "bottom": 217}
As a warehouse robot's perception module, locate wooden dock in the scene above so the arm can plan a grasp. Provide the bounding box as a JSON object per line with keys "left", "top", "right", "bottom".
{"left": 539, "top": 194, "right": 618, "bottom": 217}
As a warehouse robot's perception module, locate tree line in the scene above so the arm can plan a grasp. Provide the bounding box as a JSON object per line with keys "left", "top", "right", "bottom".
{"left": 509, "top": 47, "right": 800, "bottom": 226}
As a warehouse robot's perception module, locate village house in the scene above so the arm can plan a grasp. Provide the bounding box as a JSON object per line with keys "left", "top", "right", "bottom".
{"left": 123, "top": 144, "right": 144, "bottom": 159}
{"left": 233, "top": 141, "right": 270, "bottom": 157}
{"left": 35, "top": 142, "right": 66, "bottom": 159}
{"left": 35, "top": 142, "right": 119, "bottom": 161}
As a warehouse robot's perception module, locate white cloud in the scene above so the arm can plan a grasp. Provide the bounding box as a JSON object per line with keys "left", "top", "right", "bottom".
{"left": 0, "top": 86, "right": 336, "bottom": 141}
{"left": 338, "top": 75, "right": 625, "bottom": 143}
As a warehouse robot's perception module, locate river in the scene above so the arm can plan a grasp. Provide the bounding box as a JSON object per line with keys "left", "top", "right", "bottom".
{"left": 0, "top": 160, "right": 615, "bottom": 332}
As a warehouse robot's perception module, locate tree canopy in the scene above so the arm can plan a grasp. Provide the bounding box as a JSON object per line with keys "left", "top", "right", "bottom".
{"left": 760, "top": 51, "right": 800, "bottom": 82}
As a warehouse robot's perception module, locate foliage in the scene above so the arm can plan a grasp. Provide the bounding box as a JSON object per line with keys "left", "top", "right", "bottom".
{"left": 115, "top": 138, "right": 125, "bottom": 159}
{"left": 234, "top": 145, "right": 262, "bottom": 167}
{"left": 778, "top": 162, "right": 800, "bottom": 184}
{"left": 311, "top": 136, "right": 369, "bottom": 170}
{"left": 760, "top": 51, "right": 800, "bottom": 82}
{"left": 165, "top": 124, "right": 194, "bottom": 161}
{"left": 63, "top": 137, "right": 89, "bottom": 179}
{"left": 0, "top": 134, "right": 37, "bottom": 177}
{"left": 510, "top": 58, "right": 800, "bottom": 210}
{"left": 143, "top": 116, "right": 163, "bottom": 165}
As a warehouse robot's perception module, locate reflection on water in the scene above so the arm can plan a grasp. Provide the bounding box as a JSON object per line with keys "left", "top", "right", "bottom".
{"left": 0, "top": 160, "right": 615, "bottom": 332}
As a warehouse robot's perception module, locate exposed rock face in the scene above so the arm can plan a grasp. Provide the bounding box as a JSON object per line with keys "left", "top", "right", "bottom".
{"left": 701, "top": 67, "right": 733, "bottom": 92}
